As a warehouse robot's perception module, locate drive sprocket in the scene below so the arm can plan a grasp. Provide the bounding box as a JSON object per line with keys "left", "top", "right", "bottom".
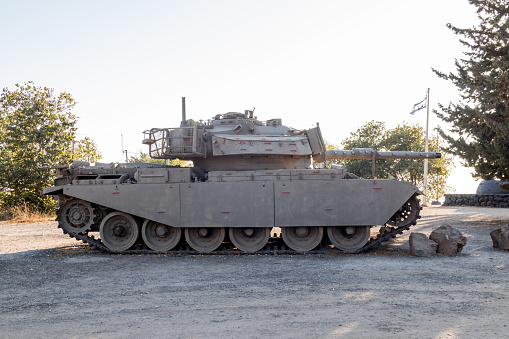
{"left": 386, "top": 195, "right": 421, "bottom": 228}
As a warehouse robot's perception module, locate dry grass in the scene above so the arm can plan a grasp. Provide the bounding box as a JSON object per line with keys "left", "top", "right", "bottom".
{"left": 0, "top": 203, "right": 54, "bottom": 223}
{"left": 53, "top": 245, "right": 96, "bottom": 257}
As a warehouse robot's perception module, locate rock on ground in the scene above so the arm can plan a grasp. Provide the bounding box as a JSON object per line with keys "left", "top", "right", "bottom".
{"left": 429, "top": 224, "right": 467, "bottom": 256}
{"left": 490, "top": 224, "right": 509, "bottom": 250}
{"left": 409, "top": 232, "right": 437, "bottom": 257}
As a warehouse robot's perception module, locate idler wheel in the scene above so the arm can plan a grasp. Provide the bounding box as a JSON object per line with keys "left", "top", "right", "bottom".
{"left": 185, "top": 227, "right": 225, "bottom": 253}
{"left": 229, "top": 227, "right": 270, "bottom": 253}
{"left": 58, "top": 199, "right": 96, "bottom": 235}
{"left": 281, "top": 226, "right": 323, "bottom": 252}
{"left": 100, "top": 212, "right": 140, "bottom": 252}
{"left": 327, "top": 226, "right": 371, "bottom": 253}
{"left": 142, "top": 219, "right": 182, "bottom": 252}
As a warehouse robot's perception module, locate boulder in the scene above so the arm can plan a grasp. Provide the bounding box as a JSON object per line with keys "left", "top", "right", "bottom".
{"left": 490, "top": 224, "right": 509, "bottom": 250}
{"left": 429, "top": 225, "right": 467, "bottom": 256}
{"left": 409, "top": 233, "right": 438, "bottom": 257}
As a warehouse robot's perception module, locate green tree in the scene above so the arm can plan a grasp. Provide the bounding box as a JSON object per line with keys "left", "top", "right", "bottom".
{"left": 0, "top": 82, "right": 101, "bottom": 212}
{"left": 381, "top": 124, "right": 428, "bottom": 184}
{"left": 433, "top": 0, "right": 509, "bottom": 180}
{"left": 73, "top": 137, "right": 101, "bottom": 163}
{"left": 382, "top": 124, "right": 455, "bottom": 200}
{"left": 336, "top": 121, "right": 386, "bottom": 178}
{"left": 130, "top": 151, "right": 166, "bottom": 165}
{"left": 129, "top": 151, "right": 191, "bottom": 167}
{"left": 327, "top": 121, "right": 454, "bottom": 200}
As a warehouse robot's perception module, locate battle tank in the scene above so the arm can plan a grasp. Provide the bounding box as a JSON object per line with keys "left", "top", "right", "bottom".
{"left": 43, "top": 100, "right": 441, "bottom": 254}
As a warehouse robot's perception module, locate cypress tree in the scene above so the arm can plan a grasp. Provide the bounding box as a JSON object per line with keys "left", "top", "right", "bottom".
{"left": 433, "top": 0, "right": 509, "bottom": 180}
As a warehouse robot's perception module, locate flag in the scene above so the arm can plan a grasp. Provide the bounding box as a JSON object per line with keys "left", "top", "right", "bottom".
{"left": 410, "top": 95, "right": 427, "bottom": 115}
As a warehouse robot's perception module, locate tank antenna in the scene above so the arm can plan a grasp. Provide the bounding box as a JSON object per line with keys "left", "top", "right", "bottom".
{"left": 182, "top": 97, "right": 186, "bottom": 124}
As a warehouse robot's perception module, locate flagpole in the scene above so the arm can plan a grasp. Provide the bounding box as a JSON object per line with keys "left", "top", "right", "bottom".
{"left": 423, "top": 88, "right": 430, "bottom": 206}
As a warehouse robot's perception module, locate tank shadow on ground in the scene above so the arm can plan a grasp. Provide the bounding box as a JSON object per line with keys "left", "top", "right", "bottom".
{"left": 0, "top": 245, "right": 94, "bottom": 261}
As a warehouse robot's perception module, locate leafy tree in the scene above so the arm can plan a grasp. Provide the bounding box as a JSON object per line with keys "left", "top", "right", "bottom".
{"left": 129, "top": 151, "right": 191, "bottom": 167}
{"left": 381, "top": 124, "right": 429, "bottom": 184}
{"left": 332, "top": 121, "right": 386, "bottom": 178}
{"left": 130, "top": 151, "right": 167, "bottom": 165}
{"left": 433, "top": 0, "right": 509, "bottom": 180}
{"left": 383, "top": 124, "right": 455, "bottom": 200}
{"left": 73, "top": 137, "right": 101, "bottom": 163}
{"left": 0, "top": 82, "right": 101, "bottom": 212}
{"left": 326, "top": 121, "right": 454, "bottom": 200}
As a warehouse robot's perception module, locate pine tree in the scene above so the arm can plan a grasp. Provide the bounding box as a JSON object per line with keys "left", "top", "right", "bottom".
{"left": 433, "top": 0, "right": 509, "bottom": 180}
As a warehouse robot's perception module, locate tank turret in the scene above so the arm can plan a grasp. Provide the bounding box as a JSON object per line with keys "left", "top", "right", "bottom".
{"left": 142, "top": 109, "right": 440, "bottom": 173}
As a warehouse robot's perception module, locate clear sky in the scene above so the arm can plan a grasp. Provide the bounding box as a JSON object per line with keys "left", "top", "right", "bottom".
{"left": 0, "top": 0, "right": 482, "bottom": 194}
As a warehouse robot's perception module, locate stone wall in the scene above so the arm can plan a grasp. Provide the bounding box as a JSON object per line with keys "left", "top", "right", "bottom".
{"left": 443, "top": 194, "right": 509, "bottom": 207}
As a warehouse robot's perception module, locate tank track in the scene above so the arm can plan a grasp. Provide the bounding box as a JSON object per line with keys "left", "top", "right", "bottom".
{"left": 58, "top": 222, "right": 417, "bottom": 255}
{"left": 56, "top": 196, "right": 421, "bottom": 255}
{"left": 352, "top": 223, "right": 415, "bottom": 254}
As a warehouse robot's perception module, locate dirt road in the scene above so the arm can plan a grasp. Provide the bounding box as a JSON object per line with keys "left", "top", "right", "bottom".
{"left": 1, "top": 206, "right": 508, "bottom": 339}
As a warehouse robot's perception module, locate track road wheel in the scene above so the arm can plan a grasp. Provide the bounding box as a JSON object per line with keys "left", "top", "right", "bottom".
{"left": 386, "top": 195, "right": 421, "bottom": 228}
{"left": 281, "top": 226, "right": 323, "bottom": 252}
{"left": 328, "top": 226, "right": 371, "bottom": 253}
{"left": 142, "top": 220, "right": 181, "bottom": 252}
{"left": 58, "top": 199, "right": 95, "bottom": 235}
{"left": 100, "top": 212, "right": 140, "bottom": 252}
{"left": 185, "top": 227, "right": 225, "bottom": 253}
{"left": 229, "top": 227, "right": 270, "bottom": 253}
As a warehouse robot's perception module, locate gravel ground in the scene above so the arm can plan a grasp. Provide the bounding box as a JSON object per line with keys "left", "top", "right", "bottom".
{"left": 0, "top": 206, "right": 508, "bottom": 339}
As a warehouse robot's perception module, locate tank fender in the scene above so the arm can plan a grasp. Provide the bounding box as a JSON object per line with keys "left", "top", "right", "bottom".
{"left": 42, "top": 185, "right": 64, "bottom": 195}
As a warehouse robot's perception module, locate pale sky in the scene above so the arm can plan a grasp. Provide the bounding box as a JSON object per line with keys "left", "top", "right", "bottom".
{"left": 1, "top": 0, "right": 482, "bottom": 194}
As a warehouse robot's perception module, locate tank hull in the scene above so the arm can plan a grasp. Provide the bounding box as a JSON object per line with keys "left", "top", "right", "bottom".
{"left": 52, "top": 168, "right": 419, "bottom": 228}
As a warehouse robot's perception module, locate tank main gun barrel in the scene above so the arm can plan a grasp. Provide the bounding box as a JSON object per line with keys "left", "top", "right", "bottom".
{"left": 314, "top": 148, "right": 441, "bottom": 163}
